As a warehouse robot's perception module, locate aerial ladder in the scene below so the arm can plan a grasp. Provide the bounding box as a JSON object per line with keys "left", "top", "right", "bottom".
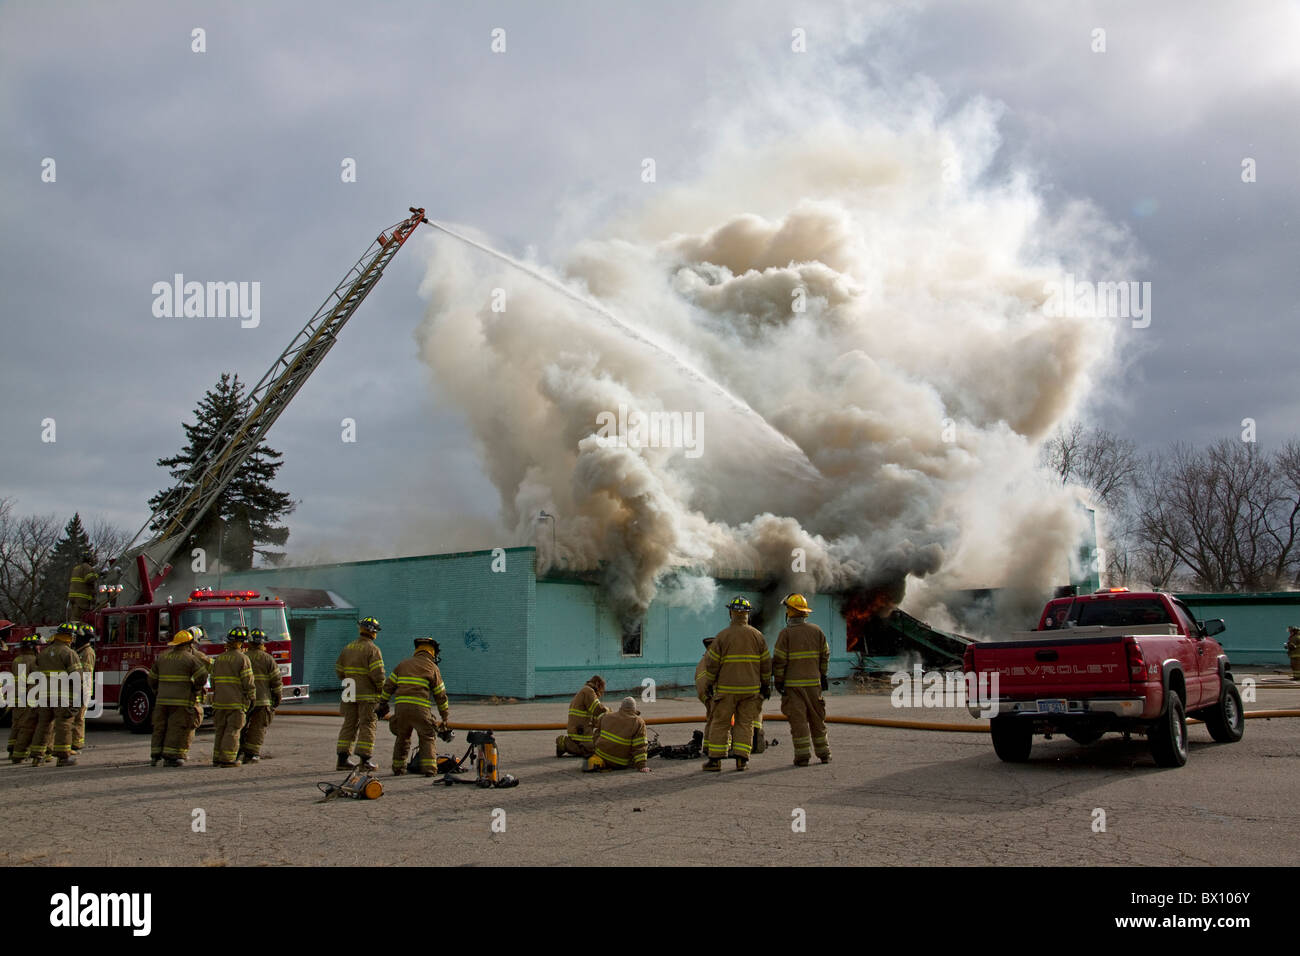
{"left": 103, "top": 207, "right": 430, "bottom": 607}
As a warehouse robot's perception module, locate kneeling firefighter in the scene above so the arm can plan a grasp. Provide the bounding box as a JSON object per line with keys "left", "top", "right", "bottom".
{"left": 556, "top": 675, "right": 609, "bottom": 757}
{"left": 585, "top": 697, "right": 651, "bottom": 773}
{"left": 376, "top": 636, "right": 450, "bottom": 777}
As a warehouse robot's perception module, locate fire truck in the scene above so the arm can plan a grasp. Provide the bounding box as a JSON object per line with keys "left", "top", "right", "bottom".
{"left": 0, "top": 208, "right": 430, "bottom": 732}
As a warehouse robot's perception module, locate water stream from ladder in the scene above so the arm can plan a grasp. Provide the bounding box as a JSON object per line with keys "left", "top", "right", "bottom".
{"left": 427, "top": 220, "right": 822, "bottom": 480}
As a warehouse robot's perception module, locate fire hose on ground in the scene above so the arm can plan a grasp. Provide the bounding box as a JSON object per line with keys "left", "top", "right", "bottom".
{"left": 270, "top": 708, "right": 1300, "bottom": 732}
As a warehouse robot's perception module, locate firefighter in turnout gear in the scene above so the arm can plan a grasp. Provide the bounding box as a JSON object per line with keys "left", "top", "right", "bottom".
{"left": 556, "top": 675, "right": 609, "bottom": 757}
{"left": 28, "top": 623, "right": 83, "bottom": 767}
{"left": 773, "top": 593, "right": 831, "bottom": 765}
{"left": 8, "top": 633, "right": 43, "bottom": 762}
{"left": 67, "top": 552, "right": 98, "bottom": 619}
{"left": 148, "top": 627, "right": 210, "bottom": 766}
{"left": 71, "top": 622, "right": 96, "bottom": 752}
{"left": 239, "top": 628, "right": 281, "bottom": 763}
{"left": 211, "top": 628, "right": 255, "bottom": 766}
{"left": 375, "top": 636, "right": 450, "bottom": 776}
{"left": 586, "top": 697, "right": 650, "bottom": 773}
{"left": 702, "top": 596, "right": 771, "bottom": 772}
{"left": 335, "top": 616, "right": 386, "bottom": 770}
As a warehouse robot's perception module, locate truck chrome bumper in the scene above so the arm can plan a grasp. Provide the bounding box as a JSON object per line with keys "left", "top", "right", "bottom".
{"left": 970, "top": 698, "right": 1147, "bottom": 718}
{"left": 280, "top": 684, "right": 310, "bottom": 702}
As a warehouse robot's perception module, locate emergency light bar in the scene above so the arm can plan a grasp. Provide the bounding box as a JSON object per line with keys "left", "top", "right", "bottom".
{"left": 188, "top": 589, "right": 261, "bottom": 601}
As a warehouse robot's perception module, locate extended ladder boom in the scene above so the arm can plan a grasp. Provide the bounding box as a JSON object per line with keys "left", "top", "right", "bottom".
{"left": 108, "top": 207, "right": 429, "bottom": 605}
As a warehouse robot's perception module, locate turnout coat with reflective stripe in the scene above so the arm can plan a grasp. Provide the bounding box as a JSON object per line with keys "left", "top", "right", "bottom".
{"left": 68, "top": 562, "right": 97, "bottom": 603}
{"left": 380, "top": 652, "right": 449, "bottom": 716}
{"left": 704, "top": 623, "right": 771, "bottom": 696}
{"left": 335, "top": 637, "right": 386, "bottom": 702}
{"left": 211, "top": 649, "right": 255, "bottom": 710}
{"left": 34, "top": 642, "right": 82, "bottom": 704}
{"left": 593, "top": 711, "right": 648, "bottom": 767}
{"left": 566, "top": 682, "right": 608, "bottom": 742}
{"left": 695, "top": 652, "right": 712, "bottom": 703}
{"left": 248, "top": 647, "right": 282, "bottom": 707}
{"left": 148, "top": 645, "right": 210, "bottom": 707}
{"left": 773, "top": 620, "right": 829, "bottom": 689}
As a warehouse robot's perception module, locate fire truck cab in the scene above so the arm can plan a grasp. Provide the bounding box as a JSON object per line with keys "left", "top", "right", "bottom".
{"left": 91, "top": 588, "right": 308, "bottom": 732}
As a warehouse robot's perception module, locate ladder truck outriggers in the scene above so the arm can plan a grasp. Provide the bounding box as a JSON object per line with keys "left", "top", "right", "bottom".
{"left": 1, "top": 208, "right": 429, "bottom": 732}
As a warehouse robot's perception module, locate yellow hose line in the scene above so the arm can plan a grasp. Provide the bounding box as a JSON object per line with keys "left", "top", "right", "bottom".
{"left": 274, "top": 707, "right": 1300, "bottom": 732}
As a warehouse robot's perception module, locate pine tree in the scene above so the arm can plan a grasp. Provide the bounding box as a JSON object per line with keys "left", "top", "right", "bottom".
{"left": 38, "top": 512, "right": 94, "bottom": 622}
{"left": 148, "top": 373, "right": 296, "bottom": 574}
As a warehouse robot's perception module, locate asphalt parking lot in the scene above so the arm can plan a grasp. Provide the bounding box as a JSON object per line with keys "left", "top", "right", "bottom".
{"left": 3, "top": 683, "right": 1297, "bottom": 867}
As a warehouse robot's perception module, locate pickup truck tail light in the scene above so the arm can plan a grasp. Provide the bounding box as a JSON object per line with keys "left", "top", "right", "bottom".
{"left": 963, "top": 645, "right": 975, "bottom": 676}
{"left": 1124, "top": 637, "right": 1145, "bottom": 682}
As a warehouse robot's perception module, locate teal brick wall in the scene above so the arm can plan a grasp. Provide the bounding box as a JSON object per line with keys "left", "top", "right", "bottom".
{"left": 1177, "top": 592, "right": 1300, "bottom": 666}
{"left": 204, "top": 549, "right": 859, "bottom": 699}
{"left": 534, "top": 583, "right": 854, "bottom": 698}
{"left": 286, "top": 608, "right": 359, "bottom": 691}
{"left": 200, "top": 546, "right": 536, "bottom": 698}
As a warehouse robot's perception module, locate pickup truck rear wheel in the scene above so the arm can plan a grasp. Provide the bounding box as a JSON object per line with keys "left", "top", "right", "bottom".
{"left": 990, "top": 716, "right": 1032, "bottom": 762}
{"left": 1203, "top": 680, "right": 1245, "bottom": 743}
{"left": 1148, "top": 691, "right": 1188, "bottom": 767}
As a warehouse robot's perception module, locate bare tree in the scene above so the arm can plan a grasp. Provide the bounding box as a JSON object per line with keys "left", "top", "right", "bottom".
{"left": 1043, "top": 423, "right": 1142, "bottom": 587}
{"left": 1042, "top": 422, "right": 1140, "bottom": 510}
{"left": 87, "top": 517, "right": 131, "bottom": 569}
{"left": 0, "top": 501, "right": 62, "bottom": 623}
{"left": 1137, "top": 439, "right": 1300, "bottom": 591}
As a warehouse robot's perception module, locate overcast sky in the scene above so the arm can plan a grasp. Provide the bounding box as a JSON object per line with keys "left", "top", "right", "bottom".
{"left": 2, "top": 0, "right": 1297, "bottom": 565}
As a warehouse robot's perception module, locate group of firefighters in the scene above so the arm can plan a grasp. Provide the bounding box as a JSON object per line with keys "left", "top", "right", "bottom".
{"left": 8, "top": 583, "right": 830, "bottom": 779}
{"left": 555, "top": 592, "right": 833, "bottom": 773}
{"left": 6, "top": 621, "right": 97, "bottom": 766}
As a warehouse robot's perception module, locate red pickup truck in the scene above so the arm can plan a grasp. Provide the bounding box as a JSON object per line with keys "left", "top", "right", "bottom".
{"left": 964, "top": 589, "right": 1244, "bottom": 767}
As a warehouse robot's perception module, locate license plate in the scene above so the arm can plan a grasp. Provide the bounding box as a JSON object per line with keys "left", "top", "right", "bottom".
{"left": 278, "top": 664, "right": 290, "bottom": 677}
{"left": 1036, "top": 699, "right": 1068, "bottom": 714}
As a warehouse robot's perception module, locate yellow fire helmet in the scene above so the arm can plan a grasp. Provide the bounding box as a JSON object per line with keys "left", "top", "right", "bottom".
{"left": 783, "top": 593, "right": 812, "bottom": 615}
{"left": 169, "top": 628, "right": 195, "bottom": 646}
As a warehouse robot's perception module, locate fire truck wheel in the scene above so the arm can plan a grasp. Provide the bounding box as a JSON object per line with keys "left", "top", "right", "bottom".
{"left": 121, "top": 681, "right": 155, "bottom": 734}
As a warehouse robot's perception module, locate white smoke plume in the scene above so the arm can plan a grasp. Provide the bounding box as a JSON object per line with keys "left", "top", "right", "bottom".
{"left": 416, "top": 80, "right": 1133, "bottom": 627}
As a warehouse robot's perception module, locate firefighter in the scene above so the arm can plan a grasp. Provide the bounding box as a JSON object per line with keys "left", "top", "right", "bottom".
{"left": 67, "top": 551, "right": 98, "bottom": 620}
{"left": 773, "top": 593, "right": 831, "bottom": 765}
{"left": 8, "top": 633, "right": 43, "bottom": 763}
{"left": 375, "top": 636, "right": 450, "bottom": 776}
{"left": 28, "top": 623, "right": 83, "bottom": 767}
{"left": 70, "top": 622, "right": 97, "bottom": 753}
{"left": 585, "top": 697, "right": 651, "bottom": 773}
{"left": 335, "top": 616, "right": 386, "bottom": 770}
{"left": 556, "top": 675, "right": 609, "bottom": 757}
{"left": 210, "top": 627, "right": 255, "bottom": 766}
{"left": 238, "top": 628, "right": 281, "bottom": 763}
{"left": 702, "top": 596, "right": 771, "bottom": 772}
{"left": 147, "top": 626, "right": 210, "bottom": 767}
{"left": 1287, "top": 626, "right": 1300, "bottom": 681}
